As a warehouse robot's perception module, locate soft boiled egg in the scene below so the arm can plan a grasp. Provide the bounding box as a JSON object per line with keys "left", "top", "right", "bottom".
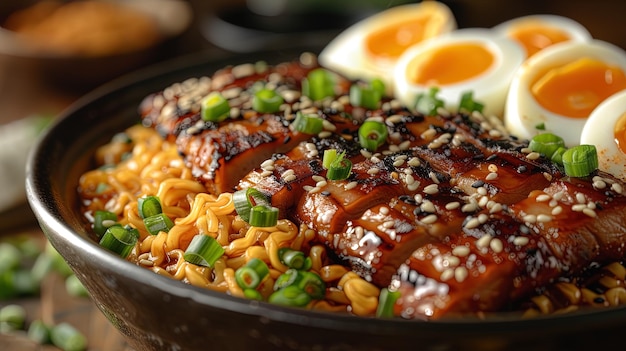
{"left": 318, "top": 1, "right": 456, "bottom": 90}
{"left": 393, "top": 28, "right": 525, "bottom": 117}
{"left": 580, "top": 90, "right": 626, "bottom": 180}
{"left": 504, "top": 40, "right": 626, "bottom": 146}
{"left": 493, "top": 15, "right": 592, "bottom": 57}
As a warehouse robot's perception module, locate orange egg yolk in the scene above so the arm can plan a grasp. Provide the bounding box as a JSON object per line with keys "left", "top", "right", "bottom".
{"left": 531, "top": 58, "right": 626, "bottom": 118}
{"left": 406, "top": 43, "right": 494, "bottom": 85}
{"left": 508, "top": 22, "right": 571, "bottom": 57}
{"left": 614, "top": 112, "right": 626, "bottom": 154}
{"left": 364, "top": 8, "right": 446, "bottom": 63}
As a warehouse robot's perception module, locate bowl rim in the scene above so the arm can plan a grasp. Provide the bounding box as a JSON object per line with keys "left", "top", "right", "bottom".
{"left": 24, "top": 47, "right": 626, "bottom": 339}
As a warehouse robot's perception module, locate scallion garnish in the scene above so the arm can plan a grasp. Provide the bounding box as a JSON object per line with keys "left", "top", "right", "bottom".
{"left": 291, "top": 111, "right": 324, "bottom": 134}
{"left": 138, "top": 196, "right": 162, "bottom": 219}
{"left": 458, "top": 91, "right": 484, "bottom": 113}
{"left": 350, "top": 80, "right": 383, "bottom": 110}
{"left": 302, "top": 68, "right": 335, "bottom": 101}
{"left": 274, "top": 268, "right": 300, "bottom": 291}
{"left": 252, "top": 88, "right": 284, "bottom": 113}
{"left": 376, "top": 288, "right": 401, "bottom": 318}
{"left": 326, "top": 151, "right": 352, "bottom": 181}
{"left": 529, "top": 133, "right": 565, "bottom": 158}
{"left": 278, "top": 248, "right": 311, "bottom": 270}
{"left": 358, "top": 120, "right": 388, "bottom": 151}
{"left": 296, "top": 271, "right": 326, "bottom": 299}
{"left": 551, "top": 146, "right": 567, "bottom": 165}
{"left": 268, "top": 285, "right": 311, "bottom": 307}
{"left": 201, "top": 92, "right": 230, "bottom": 122}
{"left": 322, "top": 149, "right": 338, "bottom": 169}
{"left": 99, "top": 226, "right": 138, "bottom": 258}
{"left": 414, "top": 87, "right": 445, "bottom": 116}
{"left": 143, "top": 213, "right": 174, "bottom": 235}
{"left": 562, "top": 144, "right": 598, "bottom": 177}
{"left": 235, "top": 258, "right": 270, "bottom": 290}
{"left": 233, "top": 188, "right": 270, "bottom": 223}
{"left": 183, "top": 234, "right": 224, "bottom": 267}
{"left": 93, "top": 210, "right": 118, "bottom": 238}
{"left": 249, "top": 205, "right": 279, "bottom": 227}
{"left": 243, "top": 288, "right": 264, "bottom": 301}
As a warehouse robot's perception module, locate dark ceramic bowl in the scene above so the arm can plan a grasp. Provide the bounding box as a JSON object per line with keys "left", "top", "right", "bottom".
{"left": 25, "top": 49, "right": 626, "bottom": 351}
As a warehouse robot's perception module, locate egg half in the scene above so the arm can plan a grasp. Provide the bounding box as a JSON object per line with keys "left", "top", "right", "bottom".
{"left": 318, "top": 1, "right": 456, "bottom": 90}
{"left": 504, "top": 40, "right": 626, "bottom": 146}
{"left": 580, "top": 90, "right": 626, "bottom": 180}
{"left": 493, "top": 14, "right": 592, "bottom": 57}
{"left": 393, "top": 28, "right": 525, "bottom": 117}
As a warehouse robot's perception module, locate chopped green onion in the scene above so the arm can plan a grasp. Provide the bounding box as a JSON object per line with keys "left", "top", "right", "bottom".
{"left": 414, "top": 87, "right": 445, "bottom": 116}
{"left": 27, "top": 319, "right": 51, "bottom": 344}
{"left": 292, "top": 111, "right": 324, "bottom": 134}
{"left": 201, "top": 92, "right": 230, "bottom": 122}
{"left": 350, "top": 82, "right": 382, "bottom": 110}
{"left": 268, "top": 285, "right": 311, "bottom": 307}
{"left": 458, "top": 91, "right": 484, "bottom": 113}
{"left": 50, "top": 322, "right": 87, "bottom": 351}
{"left": 99, "top": 226, "right": 138, "bottom": 258}
{"left": 278, "top": 248, "right": 307, "bottom": 270}
{"left": 562, "top": 145, "right": 598, "bottom": 177}
{"left": 551, "top": 146, "right": 567, "bottom": 165}
{"left": 138, "top": 196, "right": 162, "bottom": 219}
{"left": 235, "top": 258, "right": 270, "bottom": 290}
{"left": 233, "top": 188, "right": 270, "bottom": 223}
{"left": 296, "top": 271, "right": 326, "bottom": 299}
{"left": 249, "top": 205, "right": 279, "bottom": 227}
{"left": 0, "top": 304, "right": 26, "bottom": 330}
{"left": 535, "top": 122, "right": 546, "bottom": 130}
{"left": 326, "top": 152, "right": 352, "bottom": 181}
{"left": 274, "top": 268, "right": 300, "bottom": 291}
{"left": 143, "top": 213, "right": 174, "bottom": 235}
{"left": 253, "top": 88, "right": 284, "bottom": 113}
{"left": 370, "top": 78, "right": 386, "bottom": 96}
{"left": 0, "top": 243, "right": 20, "bottom": 274}
{"left": 529, "top": 133, "right": 565, "bottom": 158}
{"left": 358, "top": 120, "right": 388, "bottom": 151}
{"left": 376, "top": 288, "right": 401, "bottom": 318}
{"left": 93, "top": 210, "right": 118, "bottom": 237}
{"left": 243, "top": 288, "right": 264, "bottom": 300}
{"left": 302, "top": 68, "right": 335, "bottom": 101}
{"left": 183, "top": 234, "right": 224, "bottom": 267}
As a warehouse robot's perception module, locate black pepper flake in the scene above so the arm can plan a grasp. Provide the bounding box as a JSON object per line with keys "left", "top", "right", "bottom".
{"left": 486, "top": 154, "right": 498, "bottom": 162}
{"left": 517, "top": 165, "right": 527, "bottom": 173}
{"left": 471, "top": 180, "right": 485, "bottom": 188}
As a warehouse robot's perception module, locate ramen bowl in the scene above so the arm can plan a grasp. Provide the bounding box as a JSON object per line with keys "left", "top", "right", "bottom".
{"left": 25, "top": 49, "right": 626, "bottom": 351}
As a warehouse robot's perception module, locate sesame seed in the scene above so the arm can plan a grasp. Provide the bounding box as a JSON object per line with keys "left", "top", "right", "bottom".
{"left": 345, "top": 181, "right": 358, "bottom": 190}
{"left": 260, "top": 170, "right": 273, "bottom": 177}
{"left": 583, "top": 208, "right": 597, "bottom": 218}
{"left": 407, "top": 157, "right": 421, "bottom": 167}
{"left": 370, "top": 155, "right": 381, "bottom": 163}
{"left": 553, "top": 191, "right": 565, "bottom": 201}
{"left": 318, "top": 131, "right": 332, "bottom": 138}
{"left": 446, "top": 202, "right": 460, "bottom": 210}
{"left": 316, "top": 180, "right": 327, "bottom": 188}
{"left": 140, "top": 259, "right": 154, "bottom": 267}
{"left": 429, "top": 172, "right": 440, "bottom": 184}
{"left": 407, "top": 182, "right": 420, "bottom": 192}
{"left": 537, "top": 214, "right": 552, "bottom": 222}
{"left": 543, "top": 172, "right": 553, "bottom": 181}
{"left": 379, "top": 206, "right": 390, "bottom": 215}
{"left": 455, "top": 266, "right": 469, "bottom": 282}
{"left": 477, "top": 187, "right": 488, "bottom": 196}
{"left": 423, "top": 184, "right": 439, "bottom": 195}
{"left": 612, "top": 183, "right": 623, "bottom": 194}
{"left": 360, "top": 149, "right": 373, "bottom": 158}
{"left": 281, "top": 169, "right": 295, "bottom": 178}
{"left": 478, "top": 196, "right": 489, "bottom": 208}
{"left": 572, "top": 204, "right": 587, "bottom": 212}
{"left": 312, "top": 175, "right": 325, "bottom": 182}
{"left": 405, "top": 174, "right": 415, "bottom": 185}
{"left": 283, "top": 174, "right": 297, "bottom": 183}
{"left": 490, "top": 238, "right": 503, "bottom": 253}
{"left": 421, "top": 128, "right": 437, "bottom": 140}
{"left": 399, "top": 140, "right": 411, "bottom": 150}
{"left": 551, "top": 206, "right": 563, "bottom": 216}
{"left": 420, "top": 214, "right": 438, "bottom": 224}
{"left": 452, "top": 246, "right": 470, "bottom": 257}
{"left": 521, "top": 147, "right": 532, "bottom": 154}
{"left": 261, "top": 159, "right": 274, "bottom": 168}
{"left": 386, "top": 114, "right": 403, "bottom": 125}
{"left": 478, "top": 213, "right": 489, "bottom": 224}
{"left": 367, "top": 168, "right": 380, "bottom": 175}
{"left": 421, "top": 201, "right": 436, "bottom": 213}
{"left": 465, "top": 217, "right": 481, "bottom": 229}
{"left": 445, "top": 256, "right": 460, "bottom": 267}
{"left": 536, "top": 194, "right": 551, "bottom": 202}
{"left": 413, "top": 194, "right": 423, "bottom": 204}
{"left": 513, "top": 236, "right": 529, "bottom": 246}
{"left": 476, "top": 234, "right": 492, "bottom": 248}
{"left": 461, "top": 203, "right": 478, "bottom": 213}
{"left": 489, "top": 203, "right": 503, "bottom": 214}
{"left": 523, "top": 214, "right": 537, "bottom": 223}
{"left": 355, "top": 226, "right": 364, "bottom": 239}
{"left": 393, "top": 158, "right": 405, "bottom": 167}
{"left": 383, "top": 220, "right": 395, "bottom": 229}
{"left": 526, "top": 152, "right": 541, "bottom": 160}
{"left": 485, "top": 172, "right": 498, "bottom": 181}
{"left": 576, "top": 192, "right": 586, "bottom": 204}
{"left": 440, "top": 268, "right": 454, "bottom": 281}
{"left": 593, "top": 179, "right": 607, "bottom": 190}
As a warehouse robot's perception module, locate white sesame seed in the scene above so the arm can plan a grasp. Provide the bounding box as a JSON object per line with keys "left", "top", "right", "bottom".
{"left": 490, "top": 238, "right": 503, "bottom": 253}
{"left": 452, "top": 246, "right": 470, "bottom": 257}
{"left": 355, "top": 226, "right": 364, "bottom": 239}
{"left": 445, "top": 255, "right": 460, "bottom": 267}
{"left": 316, "top": 180, "right": 327, "bottom": 188}
{"left": 582, "top": 208, "right": 597, "bottom": 218}
{"left": 572, "top": 204, "right": 587, "bottom": 212}
{"left": 523, "top": 214, "right": 537, "bottom": 223}
{"left": 440, "top": 268, "right": 454, "bottom": 281}
{"left": 370, "top": 156, "right": 381, "bottom": 163}
{"left": 393, "top": 159, "right": 405, "bottom": 167}
{"left": 446, "top": 201, "right": 460, "bottom": 210}
{"left": 552, "top": 191, "right": 565, "bottom": 201}
{"left": 367, "top": 168, "right": 380, "bottom": 175}
{"left": 421, "top": 201, "right": 436, "bottom": 213}
{"left": 478, "top": 196, "right": 489, "bottom": 208}
{"left": 413, "top": 194, "right": 423, "bottom": 204}
{"left": 312, "top": 175, "right": 325, "bottom": 182}
{"left": 513, "top": 236, "right": 529, "bottom": 246}
{"left": 455, "top": 266, "right": 468, "bottom": 283}
{"left": 478, "top": 213, "right": 489, "bottom": 224}
{"left": 420, "top": 214, "right": 438, "bottom": 224}
{"left": 407, "top": 157, "right": 421, "bottom": 167}
{"left": 407, "top": 182, "right": 420, "bottom": 192}
{"left": 429, "top": 172, "right": 440, "bottom": 184}
{"left": 283, "top": 174, "right": 297, "bottom": 182}
{"left": 477, "top": 187, "right": 487, "bottom": 196}
{"left": 360, "top": 149, "right": 372, "bottom": 158}
{"left": 405, "top": 174, "right": 415, "bottom": 185}
{"left": 345, "top": 181, "right": 358, "bottom": 190}
{"left": 465, "top": 217, "right": 481, "bottom": 229}
{"left": 575, "top": 192, "right": 586, "bottom": 204}
{"left": 261, "top": 159, "right": 274, "bottom": 168}
{"left": 423, "top": 184, "right": 439, "bottom": 195}
{"left": 383, "top": 220, "right": 395, "bottom": 229}
{"left": 476, "top": 234, "right": 492, "bottom": 248}
{"left": 380, "top": 206, "right": 390, "bottom": 215}
{"left": 536, "top": 194, "right": 551, "bottom": 202}
{"left": 593, "top": 180, "right": 607, "bottom": 190}
{"left": 399, "top": 140, "right": 411, "bottom": 150}
{"left": 386, "top": 114, "right": 403, "bottom": 125}
{"left": 537, "top": 214, "right": 552, "bottom": 222}
{"left": 260, "top": 170, "right": 273, "bottom": 177}
{"left": 485, "top": 172, "right": 498, "bottom": 181}
{"left": 526, "top": 152, "right": 541, "bottom": 160}
{"left": 612, "top": 183, "right": 623, "bottom": 194}
{"left": 551, "top": 206, "right": 563, "bottom": 216}
{"left": 521, "top": 147, "right": 532, "bottom": 154}
{"left": 461, "top": 203, "right": 478, "bottom": 213}
{"left": 543, "top": 172, "right": 553, "bottom": 182}
{"left": 305, "top": 143, "right": 317, "bottom": 151}
{"left": 489, "top": 203, "right": 503, "bottom": 214}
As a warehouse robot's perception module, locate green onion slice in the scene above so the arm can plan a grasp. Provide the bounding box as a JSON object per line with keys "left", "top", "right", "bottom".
{"left": 249, "top": 205, "right": 279, "bottom": 227}
{"left": 415, "top": 87, "right": 445, "bottom": 116}
{"left": 376, "top": 288, "right": 401, "bottom": 318}
{"left": 253, "top": 88, "right": 284, "bottom": 113}
{"left": 143, "top": 213, "right": 174, "bottom": 235}
{"left": 201, "top": 92, "right": 230, "bottom": 122}
{"left": 183, "top": 234, "right": 224, "bottom": 267}
{"left": 138, "top": 196, "right": 162, "bottom": 219}
{"left": 243, "top": 288, "right": 264, "bottom": 301}
{"left": 358, "top": 120, "right": 388, "bottom": 151}
{"left": 268, "top": 285, "right": 312, "bottom": 307}
{"left": 233, "top": 188, "right": 270, "bottom": 223}
{"left": 235, "top": 258, "right": 270, "bottom": 290}
{"left": 93, "top": 210, "right": 118, "bottom": 238}
{"left": 278, "top": 248, "right": 308, "bottom": 270}
{"left": 458, "top": 91, "right": 484, "bottom": 113}
{"left": 370, "top": 78, "right": 386, "bottom": 97}
{"left": 562, "top": 144, "right": 598, "bottom": 177}
{"left": 322, "top": 149, "right": 338, "bottom": 169}
{"left": 292, "top": 111, "right": 324, "bottom": 134}
{"left": 529, "top": 133, "right": 565, "bottom": 158}
{"left": 297, "top": 271, "right": 326, "bottom": 300}
{"left": 274, "top": 268, "right": 301, "bottom": 291}
{"left": 551, "top": 146, "right": 567, "bottom": 165}
{"left": 50, "top": 322, "right": 87, "bottom": 351}
{"left": 327, "top": 152, "right": 352, "bottom": 181}
{"left": 350, "top": 83, "right": 382, "bottom": 110}
{"left": 99, "top": 226, "right": 138, "bottom": 258}
{"left": 302, "top": 68, "right": 335, "bottom": 101}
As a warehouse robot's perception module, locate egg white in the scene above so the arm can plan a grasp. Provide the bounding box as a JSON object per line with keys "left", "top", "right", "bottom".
{"left": 393, "top": 28, "right": 525, "bottom": 118}
{"left": 492, "top": 14, "right": 592, "bottom": 57}
{"left": 504, "top": 39, "right": 626, "bottom": 146}
{"left": 318, "top": 1, "right": 456, "bottom": 92}
{"left": 580, "top": 90, "right": 626, "bottom": 180}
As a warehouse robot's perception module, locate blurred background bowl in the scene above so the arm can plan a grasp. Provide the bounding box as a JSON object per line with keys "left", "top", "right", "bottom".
{"left": 0, "top": 0, "right": 193, "bottom": 91}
